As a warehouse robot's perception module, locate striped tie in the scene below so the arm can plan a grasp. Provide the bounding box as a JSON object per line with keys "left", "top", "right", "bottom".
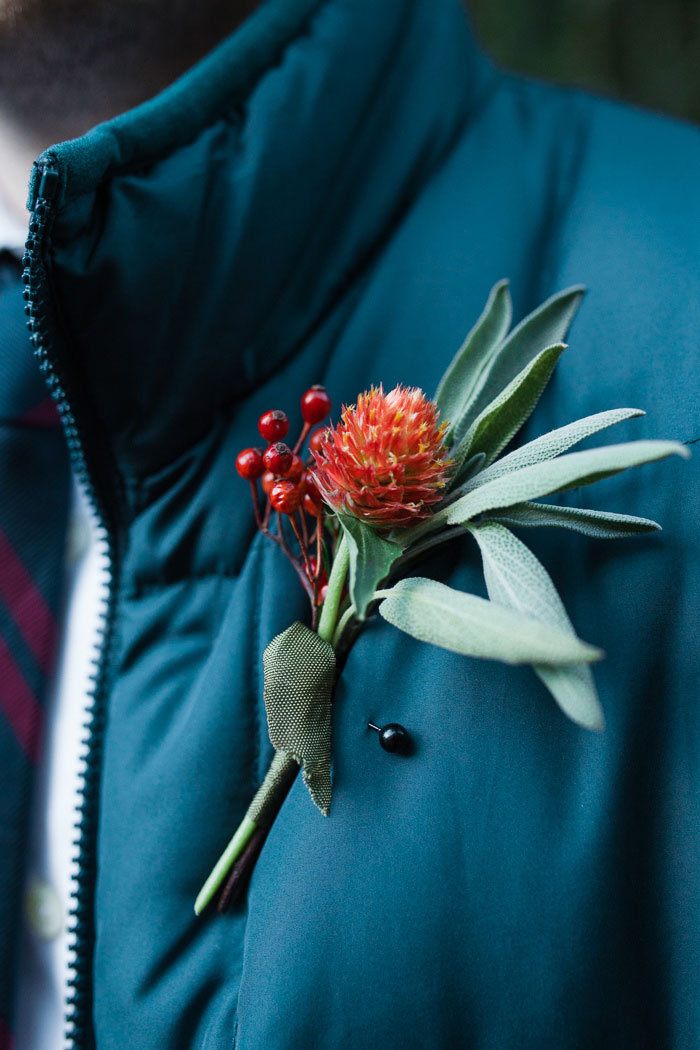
{"left": 0, "top": 250, "right": 71, "bottom": 1046}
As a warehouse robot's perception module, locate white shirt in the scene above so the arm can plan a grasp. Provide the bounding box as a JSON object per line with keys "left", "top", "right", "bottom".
{"left": 1, "top": 190, "right": 109, "bottom": 1050}
{"left": 0, "top": 191, "right": 26, "bottom": 255}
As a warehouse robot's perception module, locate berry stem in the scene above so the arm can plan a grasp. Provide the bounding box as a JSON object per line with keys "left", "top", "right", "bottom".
{"left": 310, "top": 515, "right": 324, "bottom": 632}
{"left": 299, "top": 508, "right": 310, "bottom": 551}
{"left": 315, "top": 513, "right": 323, "bottom": 582}
{"left": 249, "top": 480, "right": 263, "bottom": 530}
{"left": 262, "top": 495, "right": 272, "bottom": 530}
{"left": 289, "top": 513, "right": 321, "bottom": 628}
{"left": 272, "top": 513, "right": 314, "bottom": 601}
{"left": 293, "top": 421, "right": 311, "bottom": 456}
{"left": 317, "top": 533, "right": 349, "bottom": 644}
{"left": 289, "top": 514, "right": 312, "bottom": 580}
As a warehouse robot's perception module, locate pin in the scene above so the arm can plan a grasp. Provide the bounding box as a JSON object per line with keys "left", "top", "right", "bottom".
{"left": 367, "top": 721, "right": 411, "bottom": 754}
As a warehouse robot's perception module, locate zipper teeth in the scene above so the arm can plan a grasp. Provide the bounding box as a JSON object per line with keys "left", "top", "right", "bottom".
{"left": 24, "top": 164, "right": 123, "bottom": 1050}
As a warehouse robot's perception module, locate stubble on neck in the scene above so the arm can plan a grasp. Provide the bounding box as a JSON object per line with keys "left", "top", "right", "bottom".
{"left": 0, "top": 0, "right": 261, "bottom": 216}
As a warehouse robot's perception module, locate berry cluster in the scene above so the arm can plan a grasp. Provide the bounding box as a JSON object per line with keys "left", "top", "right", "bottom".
{"left": 235, "top": 385, "right": 333, "bottom": 625}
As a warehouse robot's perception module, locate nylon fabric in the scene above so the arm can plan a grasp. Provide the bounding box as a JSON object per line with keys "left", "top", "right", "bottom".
{"left": 10, "top": 0, "right": 699, "bottom": 1047}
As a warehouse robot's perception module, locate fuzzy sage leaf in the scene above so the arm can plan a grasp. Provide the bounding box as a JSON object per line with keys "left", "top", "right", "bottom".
{"left": 451, "top": 285, "right": 584, "bottom": 444}
{"left": 450, "top": 343, "right": 565, "bottom": 478}
{"left": 465, "top": 407, "right": 646, "bottom": 490}
{"left": 445, "top": 440, "right": 689, "bottom": 525}
{"left": 338, "top": 514, "right": 403, "bottom": 620}
{"left": 467, "top": 522, "right": 604, "bottom": 729}
{"left": 436, "top": 279, "right": 512, "bottom": 444}
{"left": 376, "top": 577, "right": 602, "bottom": 666}
{"left": 486, "top": 501, "right": 660, "bottom": 538}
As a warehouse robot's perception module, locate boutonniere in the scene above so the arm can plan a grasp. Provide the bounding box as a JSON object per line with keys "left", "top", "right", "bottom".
{"left": 195, "top": 280, "right": 687, "bottom": 915}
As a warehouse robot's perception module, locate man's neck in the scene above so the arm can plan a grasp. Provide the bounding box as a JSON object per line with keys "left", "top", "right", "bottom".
{"left": 0, "top": 0, "right": 263, "bottom": 222}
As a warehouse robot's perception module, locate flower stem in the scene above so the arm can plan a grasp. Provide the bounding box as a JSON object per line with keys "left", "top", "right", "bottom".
{"left": 196, "top": 531, "right": 348, "bottom": 918}
{"left": 194, "top": 751, "right": 298, "bottom": 915}
{"left": 331, "top": 605, "right": 355, "bottom": 650}
{"left": 317, "top": 533, "right": 349, "bottom": 644}
{"left": 216, "top": 825, "right": 268, "bottom": 913}
{"left": 194, "top": 816, "right": 257, "bottom": 915}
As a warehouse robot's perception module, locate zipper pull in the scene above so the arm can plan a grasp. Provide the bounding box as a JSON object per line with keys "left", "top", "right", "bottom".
{"left": 37, "top": 166, "right": 60, "bottom": 202}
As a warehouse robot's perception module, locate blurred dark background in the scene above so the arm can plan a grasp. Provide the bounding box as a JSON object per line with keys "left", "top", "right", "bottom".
{"left": 468, "top": 0, "right": 700, "bottom": 124}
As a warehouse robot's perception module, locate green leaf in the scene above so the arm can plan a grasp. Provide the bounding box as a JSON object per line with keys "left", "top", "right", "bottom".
{"left": 435, "top": 279, "right": 512, "bottom": 443}
{"left": 456, "top": 451, "right": 486, "bottom": 484}
{"left": 376, "top": 577, "right": 602, "bottom": 666}
{"left": 452, "top": 285, "right": 585, "bottom": 445}
{"left": 338, "top": 515, "right": 403, "bottom": 620}
{"left": 467, "top": 407, "right": 645, "bottom": 488}
{"left": 487, "top": 501, "right": 660, "bottom": 538}
{"left": 391, "top": 524, "right": 468, "bottom": 567}
{"left": 467, "top": 522, "right": 603, "bottom": 729}
{"left": 445, "top": 440, "right": 689, "bottom": 525}
{"left": 450, "top": 343, "right": 565, "bottom": 478}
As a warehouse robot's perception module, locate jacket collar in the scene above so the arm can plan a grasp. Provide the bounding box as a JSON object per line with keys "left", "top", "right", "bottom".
{"left": 30, "top": 0, "right": 493, "bottom": 480}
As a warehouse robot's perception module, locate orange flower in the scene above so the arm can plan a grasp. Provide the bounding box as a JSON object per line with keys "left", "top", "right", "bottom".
{"left": 311, "top": 385, "right": 451, "bottom": 527}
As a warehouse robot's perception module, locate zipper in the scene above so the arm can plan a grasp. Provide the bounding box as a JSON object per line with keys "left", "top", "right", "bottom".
{"left": 24, "top": 161, "right": 126, "bottom": 1050}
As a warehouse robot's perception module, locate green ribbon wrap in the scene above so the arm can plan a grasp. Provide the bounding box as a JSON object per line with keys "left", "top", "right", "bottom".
{"left": 258, "top": 621, "right": 337, "bottom": 816}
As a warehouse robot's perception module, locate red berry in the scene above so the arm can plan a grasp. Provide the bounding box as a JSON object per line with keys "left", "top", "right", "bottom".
{"left": 306, "top": 557, "right": 327, "bottom": 585}
{"left": 308, "top": 428, "right": 328, "bottom": 457}
{"left": 318, "top": 583, "right": 329, "bottom": 605}
{"left": 258, "top": 409, "right": 289, "bottom": 442}
{"left": 284, "top": 454, "right": 305, "bottom": 482}
{"left": 301, "top": 385, "right": 332, "bottom": 426}
{"left": 303, "top": 471, "right": 322, "bottom": 501}
{"left": 303, "top": 493, "right": 322, "bottom": 517}
{"left": 263, "top": 442, "right": 293, "bottom": 475}
{"left": 261, "top": 471, "right": 276, "bottom": 495}
{"left": 270, "top": 480, "right": 302, "bottom": 514}
{"left": 236, "top": 447, "right": 264, "bottom": 480}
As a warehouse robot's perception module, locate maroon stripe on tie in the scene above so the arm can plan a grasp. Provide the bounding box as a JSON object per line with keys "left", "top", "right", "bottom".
{"left": 0, "top": 634, "right": 43, "bottom": 760}
{"left": 0, "top": 527, "right": 59, "bottom": 677}
{"left": 0, "top": 1016, "right": 14, "bottom": 1050}
{"left": 18, "top": 395, "right": 62, "bottom": 428}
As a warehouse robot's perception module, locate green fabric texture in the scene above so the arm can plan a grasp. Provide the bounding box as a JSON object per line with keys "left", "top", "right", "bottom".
{"left": 247, "top": 751, "right": 299, "bottom": 828}
{"left": 261, "top": 622, "right": 336, "bottom": 816}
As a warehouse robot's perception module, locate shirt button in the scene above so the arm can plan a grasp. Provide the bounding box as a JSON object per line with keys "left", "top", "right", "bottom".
{"left": 25, "top": 880, "right": 63, "bottom": 941}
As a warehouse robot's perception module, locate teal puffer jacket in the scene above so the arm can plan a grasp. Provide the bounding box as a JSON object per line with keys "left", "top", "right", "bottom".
{"left": 22, "top": 0, "right": 700, "bottom": 1047}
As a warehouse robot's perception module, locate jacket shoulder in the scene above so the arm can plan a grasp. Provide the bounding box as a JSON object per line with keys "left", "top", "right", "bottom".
{"left": 487, "top": 72, "right": 700, "bottom": 272}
